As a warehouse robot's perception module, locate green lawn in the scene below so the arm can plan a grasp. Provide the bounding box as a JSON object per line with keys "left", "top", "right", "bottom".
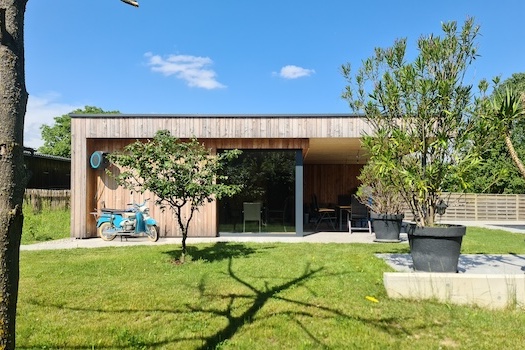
{"left": 22, "top": 203, "right": 70, "bottom": 245}
{"left": 17, "top": 227, "right": 525, "bottom": 349}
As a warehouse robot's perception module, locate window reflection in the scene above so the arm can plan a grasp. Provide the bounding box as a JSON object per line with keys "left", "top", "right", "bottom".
{"left": 219, "top": 150, "right": 296, "bottom": 233}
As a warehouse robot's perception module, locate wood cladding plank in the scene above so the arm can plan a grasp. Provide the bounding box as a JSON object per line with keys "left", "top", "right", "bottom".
{"left": 71, "top": 115, "right": 371, "bottom": 139}
{"left": 304, "top": 164, "right": 364, "bottom": 206}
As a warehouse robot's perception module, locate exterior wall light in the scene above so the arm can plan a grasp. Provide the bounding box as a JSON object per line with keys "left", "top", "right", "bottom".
{"left": 436, "top": 199, "right": 448, "bottom": 216}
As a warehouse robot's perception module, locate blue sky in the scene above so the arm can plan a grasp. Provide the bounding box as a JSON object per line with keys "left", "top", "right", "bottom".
{"left": 24, "top": 0, "right": 525, "bottom": 148}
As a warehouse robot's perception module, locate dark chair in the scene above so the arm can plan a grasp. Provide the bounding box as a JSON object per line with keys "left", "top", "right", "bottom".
{"left": 312, "top": 194, "right": 336, "bottom": 230}
{"left": 267, "top": 196, "right": 295, "bottom": 231}
{"left": 348, "top": 195, "right": 372, "bottom": 234}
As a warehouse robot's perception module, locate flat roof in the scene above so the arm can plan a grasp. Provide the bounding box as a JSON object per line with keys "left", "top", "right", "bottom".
{"left": 70, "top": 113, "right": 363, "bottom": 119}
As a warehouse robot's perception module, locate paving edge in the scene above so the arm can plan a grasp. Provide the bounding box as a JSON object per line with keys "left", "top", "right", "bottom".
{"left": 384, "top": 272, "right": 525, "bottom": 309}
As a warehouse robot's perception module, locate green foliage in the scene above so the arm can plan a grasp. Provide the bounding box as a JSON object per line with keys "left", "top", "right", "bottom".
{"left": 356, "top": 159, "right": 405, "bottom": 214}
{"left": 342, "top": 18, "right": 484, "bottom": 226}
{"left": 494, "top": 73, "right": 525, "bottom": 100}
{"left": 107, "top": 130, "right": 242, "bottom": 258}
{"left": 464, "top": 73, "right": 525, "bottom": 193}
{"left": 17, "top": 231, "right": 525, "bottom": 349}
{"left": 38, "top": 105, "right": 119, "bottom": 157}
{"left": 490, "top": 87, "right": 525, "bottom": 133}
{"left": 21, "top": 203, "right": 70, "bottom": 244}
{"left": 464, "top": 136, "right": 525, "bottom": 193}
{"left": 471, "top": 84, "right": 525, "bottom": 190}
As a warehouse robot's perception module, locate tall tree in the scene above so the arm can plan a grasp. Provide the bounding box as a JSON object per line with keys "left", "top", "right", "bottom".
{"left": 464, "top": 74, "right": 525, "bottom": 194}
{"left": 108, "top": 130, "right": 242, "bottom": 262}
{"left": 0, "top": 1, "right": 29, "bottom": 347}
{"left": 491, "top": 74, "right": 525, "bottom": 183}
{"left": 342, "top": 18, "right": 483, "bottom": 227}
{"left": 38, "top": 106, "right": 119, "bottom": 158}
{"left": 490, "top": 88, "right": 525, "bottom": 178}
{"left": 0, "top": 1, "right": 136, "bottom": 347}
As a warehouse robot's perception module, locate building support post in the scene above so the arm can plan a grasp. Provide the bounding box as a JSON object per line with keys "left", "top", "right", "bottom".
{"left": 295, "top": 150, "right": 304, "bottom": 236}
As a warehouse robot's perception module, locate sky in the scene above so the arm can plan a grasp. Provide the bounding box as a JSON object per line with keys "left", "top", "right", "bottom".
{"left": 23, "top": 0, "right": 525, "bottom": 149}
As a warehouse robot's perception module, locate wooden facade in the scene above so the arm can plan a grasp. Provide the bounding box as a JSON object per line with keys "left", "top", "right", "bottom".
{"left": 71, "top": 114, "right": 371, "bottom": 238}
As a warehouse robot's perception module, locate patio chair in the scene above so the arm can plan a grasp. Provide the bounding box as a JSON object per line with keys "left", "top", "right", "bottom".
{"left": 312, "top": 194, "right": 336, "bottom": 231}
{"left": 243, "top": 202, "right": 263, "bottom": 232}
{"left": 348, "top": 195, "right": 372, "bottom": 234}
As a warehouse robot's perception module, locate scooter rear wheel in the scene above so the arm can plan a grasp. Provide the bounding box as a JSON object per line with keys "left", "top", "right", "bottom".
{"left": 98, "top": 222, "right": 116, "bottom": 241}
{"left": 147, "top": 225, "right": 159, "bottom": 242}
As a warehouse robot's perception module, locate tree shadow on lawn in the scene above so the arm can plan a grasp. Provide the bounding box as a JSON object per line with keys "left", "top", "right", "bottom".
{"left": 163, "top": 241, "right": 263, "bottom": 263}
{"left": 24, "top": 257, "right": 430, "bottom": 349}
{"left": 185, "top": 258, "right": 426, "bottom": 349}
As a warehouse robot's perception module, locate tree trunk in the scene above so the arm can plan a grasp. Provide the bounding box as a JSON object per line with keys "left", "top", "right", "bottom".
{"left": 504, "top": 134, "right": 525, "bottom": 179}
{"left": 181, "top": 231, "right": 187, "bottom": 263}
{"left": 0, "top": 1, "right": 29, "bottom": 348}
{"left": 175, "top": 207, "right": 187, "bottom": 263}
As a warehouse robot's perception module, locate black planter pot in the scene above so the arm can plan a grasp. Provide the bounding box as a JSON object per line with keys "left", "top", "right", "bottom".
{"left": 371, "top": 213, "right": 404, "bottom": 242}
{"left": 407, "top": 225, "right": 466, "bottom": 272}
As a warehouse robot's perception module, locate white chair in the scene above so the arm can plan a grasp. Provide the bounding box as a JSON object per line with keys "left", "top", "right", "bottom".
{"left": 243, "top": 202, "right": 262, "bottom": 232}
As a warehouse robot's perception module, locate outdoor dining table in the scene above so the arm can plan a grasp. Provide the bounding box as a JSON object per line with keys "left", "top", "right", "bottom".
{"left": 337, "top": 205, "right": 351, "bottom": 231}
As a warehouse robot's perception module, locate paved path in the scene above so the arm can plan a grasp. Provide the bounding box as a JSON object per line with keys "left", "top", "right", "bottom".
{"left": 20, "top": 230, "right": 380, "bottom": 251}
{"left": 21, "top": 221, "right": 525, "bottom": 251}
{"left": 21, "top": 226, "right": 525, "bottom": 275}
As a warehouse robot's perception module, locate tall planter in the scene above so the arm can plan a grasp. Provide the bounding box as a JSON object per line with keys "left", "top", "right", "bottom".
{"left": 371, "top": 213, "right": 404, "bottom": 242}
{"left": 408, "top": 225, "right": 466, "bottom": 272}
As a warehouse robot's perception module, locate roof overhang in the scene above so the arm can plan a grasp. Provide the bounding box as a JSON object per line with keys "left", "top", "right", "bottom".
{"left": 304, "top": 138, "right": 368, "bottom": 165}
{"left": 71, "top": 113, "right": 371, "bottom": 164}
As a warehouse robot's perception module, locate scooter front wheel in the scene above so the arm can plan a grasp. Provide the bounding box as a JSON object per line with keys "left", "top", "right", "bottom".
{"left": 98, "top": 222, "right": 116, "bottom": 241}
{"left": 147, "top": 225, "right": 159, "bottom": 242}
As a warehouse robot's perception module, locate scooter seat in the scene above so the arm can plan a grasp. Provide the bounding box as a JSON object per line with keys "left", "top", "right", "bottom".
{"left": 100, "top": 208, "right": 133, "bottom": 213}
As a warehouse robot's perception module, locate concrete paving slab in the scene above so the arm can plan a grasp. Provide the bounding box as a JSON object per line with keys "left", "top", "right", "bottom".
{"left": 20, "top": 230, "right": 389, "bottom": 251}
{"left": 378, "top": 251, "right": 525, "bottom": 310}
{"left": 378, "top": 253, "right": 525, "bottom": 274}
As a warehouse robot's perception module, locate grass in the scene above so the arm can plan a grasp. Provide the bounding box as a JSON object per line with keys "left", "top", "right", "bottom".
{"left": 21, "top": 203, "right": 70, "bottom": 245}
{"left": 17, "top": 226, "right": 525, "bottom": 349}
{"left": 460, "top": 226, "right": 525, "bottom": 254}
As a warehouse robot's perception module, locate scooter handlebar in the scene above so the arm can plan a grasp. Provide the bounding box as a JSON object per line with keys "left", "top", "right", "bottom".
{"left": 127, "top": 199, "right": 151, "bottom": 208}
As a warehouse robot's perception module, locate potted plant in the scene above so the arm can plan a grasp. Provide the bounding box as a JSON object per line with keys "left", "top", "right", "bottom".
{"left": 355, "top": 162, "right": 405, "bottom": 242}
{"left": 342, "top": 18, "right": 485, "bottom": 272}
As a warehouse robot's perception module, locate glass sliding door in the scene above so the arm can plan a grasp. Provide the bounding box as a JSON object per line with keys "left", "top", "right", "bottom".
{"left": 218, "top": 150, "right": 296, "bottom": 233}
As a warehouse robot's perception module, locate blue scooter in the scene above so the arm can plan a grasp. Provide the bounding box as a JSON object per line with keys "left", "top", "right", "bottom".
{"left": 96, "top": 199, "right": 159, "bottom": 242}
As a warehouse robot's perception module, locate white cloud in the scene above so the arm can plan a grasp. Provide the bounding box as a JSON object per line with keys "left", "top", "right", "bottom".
{"left": 275, "top": 65, "right": 315, "bottom": 79}
{"left": 145, "top": 52, "right": 226, "bottom": 90}
{"left": 24, "top": 92, "right": 81, "bottom": 149}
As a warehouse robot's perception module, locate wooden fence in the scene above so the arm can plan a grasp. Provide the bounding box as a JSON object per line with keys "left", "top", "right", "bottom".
{"left": 414, "top": 193, "right": 525, "bottom": 222}
{"left": 24, "top": 189, "right": 71, "bottom": 212}
{"left": 21, "top": 189, "right": 525, "bottom": 221}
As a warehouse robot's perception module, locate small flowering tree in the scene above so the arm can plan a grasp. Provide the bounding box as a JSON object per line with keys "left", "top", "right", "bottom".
{"left": 108, "top": 130, "right": 242, "bottom": 262}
